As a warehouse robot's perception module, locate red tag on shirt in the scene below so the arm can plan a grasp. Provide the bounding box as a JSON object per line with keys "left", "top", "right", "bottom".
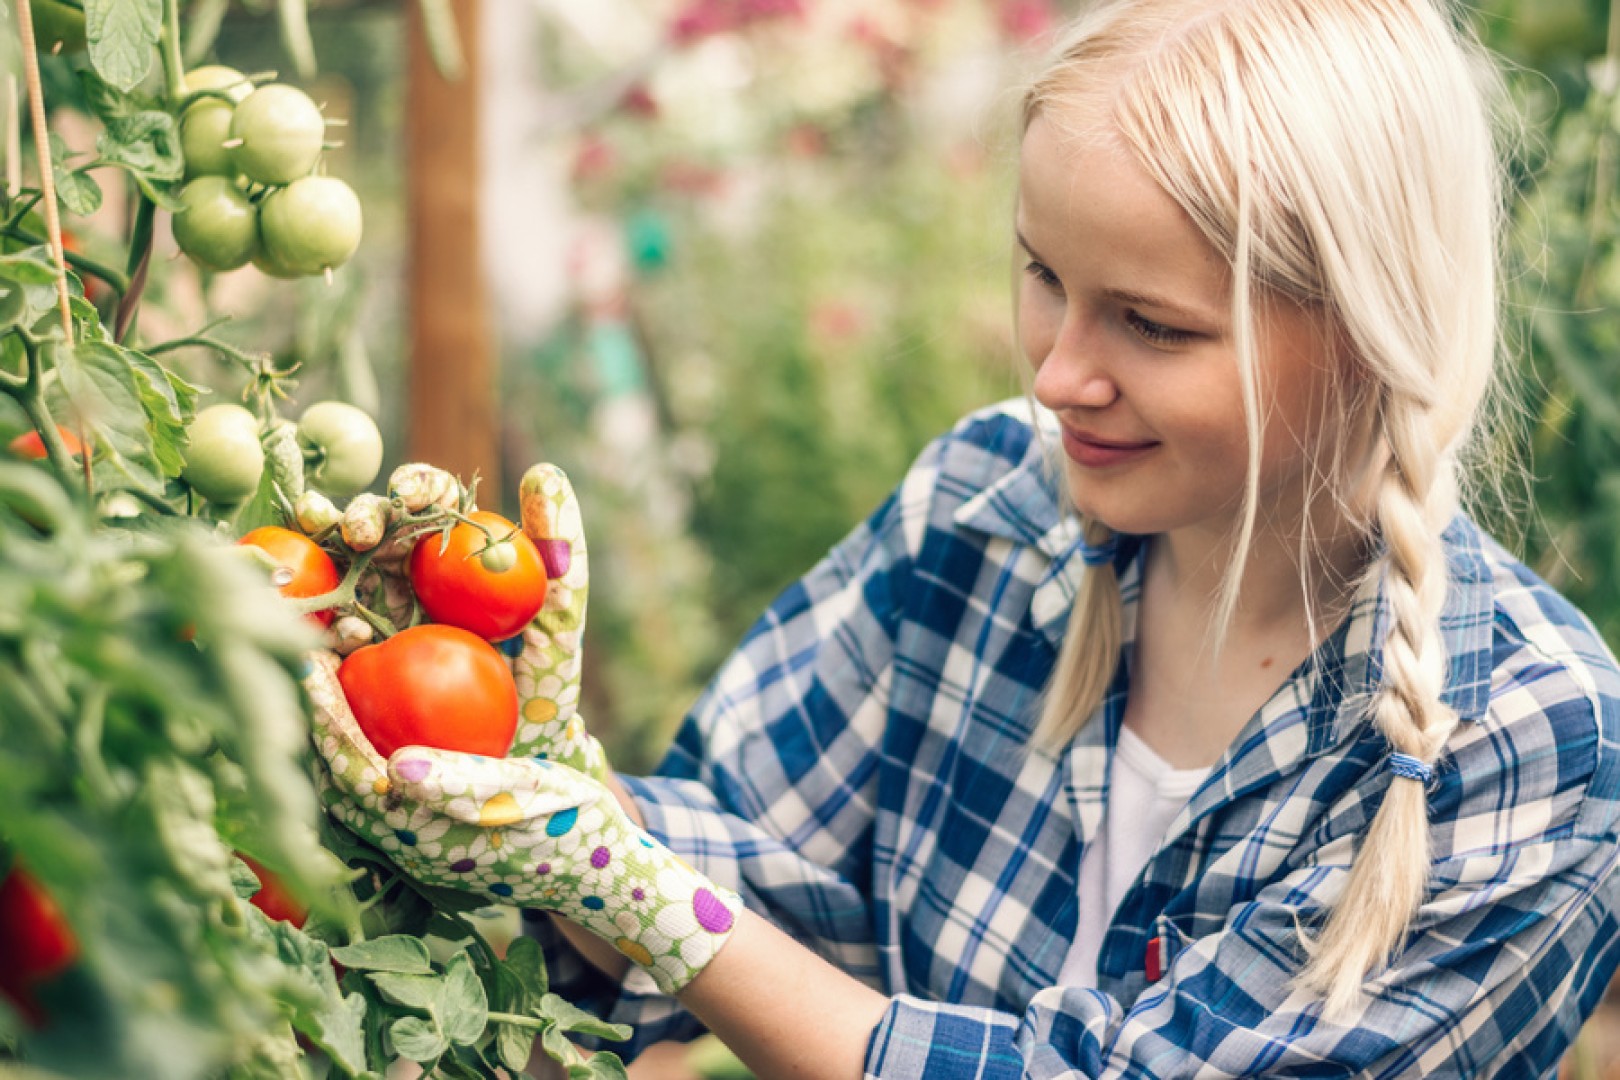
{"left": 1145, "top": 935, "right": 1164, "bottom": 983}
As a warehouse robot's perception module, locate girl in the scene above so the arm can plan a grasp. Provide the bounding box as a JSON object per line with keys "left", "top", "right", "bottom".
{"left": 311, "top": 0, "right": 1620, "bottom": 1074}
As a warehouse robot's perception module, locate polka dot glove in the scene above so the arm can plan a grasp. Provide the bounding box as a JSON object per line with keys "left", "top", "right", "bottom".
{"left": 304, "top": 464, "right": 741, "bottom": 995}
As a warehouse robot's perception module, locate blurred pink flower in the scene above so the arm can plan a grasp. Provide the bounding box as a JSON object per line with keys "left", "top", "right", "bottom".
{"left": 996, "top": 0, "right": 1056, "bottom": 42}
{"left": 671, "top": 0, "right": 805, "bottom": 45}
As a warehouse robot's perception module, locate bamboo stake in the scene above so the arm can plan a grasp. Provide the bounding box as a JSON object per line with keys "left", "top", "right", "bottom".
{"left": 12, "top": 0, "right": 75, "bottom": 344}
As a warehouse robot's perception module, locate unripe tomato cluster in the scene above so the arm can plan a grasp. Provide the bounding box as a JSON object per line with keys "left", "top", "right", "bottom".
{"left": 180, "top": 399, "right": 382, "bottom": 507}
{"left": 170, "top": 68, "right": 363, "bottom": 277}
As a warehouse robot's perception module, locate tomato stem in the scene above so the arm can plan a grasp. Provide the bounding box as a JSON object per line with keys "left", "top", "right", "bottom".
{"left": 159, "top": 0, "right": 186, "bottom": 104}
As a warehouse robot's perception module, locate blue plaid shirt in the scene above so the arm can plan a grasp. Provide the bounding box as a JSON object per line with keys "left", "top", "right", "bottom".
{"left": 529, "top": 400, "right": 1620, "bottom": 1077}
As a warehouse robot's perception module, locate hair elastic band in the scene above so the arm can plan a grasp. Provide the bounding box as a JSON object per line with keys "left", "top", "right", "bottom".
{"left": 1079, "top": 537, "right": 1118, "bottom": 568}
{"left": 1387, "top": 752, "right": 1432, "bottom": 783}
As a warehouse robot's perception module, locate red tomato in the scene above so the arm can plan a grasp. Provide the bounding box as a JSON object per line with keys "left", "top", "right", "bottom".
{"left": 338, "top": 624, "right": 519, "bottom": 759}
{"left": 8, "top": 426, "right": 84, "bottom": 460}
{"left": 238, "top": 525, "right": 342, "bottom": 628}
{"left": 408, "top": 510, "right": 547, "bottom": 642}
{"left": 0, "top": 867, "right": 78, "bottom": 1028}
{"left": 238, "top": 855, "right": 308, "bottom": 928}
{"left": 60, "top": 230, "right": 110, "bottom": 307}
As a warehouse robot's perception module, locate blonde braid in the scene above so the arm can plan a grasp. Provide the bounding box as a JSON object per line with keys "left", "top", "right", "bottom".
{"left": 1033, "top": 516, "right": 1123, "bottom": 752}
{"left": 1298, "top": 391, "right": 1461, "bottom": 1017}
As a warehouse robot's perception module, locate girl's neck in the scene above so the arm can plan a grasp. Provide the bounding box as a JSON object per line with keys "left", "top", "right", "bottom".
{"left": 1148, "top": 512, "right": 1375, "bottom": 645}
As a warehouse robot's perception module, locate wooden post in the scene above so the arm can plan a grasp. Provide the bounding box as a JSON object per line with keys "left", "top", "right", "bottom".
{"left": 405, "top": 0, "right": 499, "bottom": 494}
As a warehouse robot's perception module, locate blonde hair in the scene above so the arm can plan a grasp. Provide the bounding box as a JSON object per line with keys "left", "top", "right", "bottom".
{"left": 1022, "top": 0, "right": 1509, "bottom": 1015}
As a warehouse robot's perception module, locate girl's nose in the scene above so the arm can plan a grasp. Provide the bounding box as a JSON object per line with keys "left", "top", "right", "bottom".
{"left": 1032, "top": 327, "right": 1120, "bottom": 411}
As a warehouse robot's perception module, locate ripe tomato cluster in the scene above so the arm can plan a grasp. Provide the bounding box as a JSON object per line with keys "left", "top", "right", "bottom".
{"left": 237, "top": 463, "right": 550, "bottom": 763}
{"left": 170, "top": 68, "right": 362, "bottom": 278}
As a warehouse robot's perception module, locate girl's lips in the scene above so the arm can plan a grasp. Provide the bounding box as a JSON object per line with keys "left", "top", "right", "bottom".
{"left": 1061, "top": 427, "right": 1158, "bottom": 467}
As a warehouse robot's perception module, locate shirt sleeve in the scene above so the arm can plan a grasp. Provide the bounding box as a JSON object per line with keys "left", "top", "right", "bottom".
{"left": 868, "top": 686, "right": 1620, "bottom": 1078}
{"left": 536, "top": 476, "right": 914, "bottom": 1055}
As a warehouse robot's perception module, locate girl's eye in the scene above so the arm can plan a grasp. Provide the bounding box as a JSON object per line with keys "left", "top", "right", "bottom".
{"left": 1126, "top": 310, "right": 1191, "bottom": 346}
{"left": 1023, "top": 260, "right": 1062, "bottom": 291}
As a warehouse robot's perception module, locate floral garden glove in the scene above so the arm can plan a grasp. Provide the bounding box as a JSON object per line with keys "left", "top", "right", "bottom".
{"left": 304, "top": 463, "right": 741, "bottom": 995}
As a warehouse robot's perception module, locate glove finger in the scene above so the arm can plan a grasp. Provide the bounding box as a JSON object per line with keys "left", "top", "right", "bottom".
{"left": 302, "top": 649, "right": 389, "bottom": 799}
{"left": 385, "top": 747, "right": 601, "bottom": 827}
{"left": 511, "top": 463, "right": 589, "bottom": 758}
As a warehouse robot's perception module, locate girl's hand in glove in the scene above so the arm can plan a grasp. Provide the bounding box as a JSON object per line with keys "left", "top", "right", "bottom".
{"left": 305, "top": 653, "right": 741, "bottom": 995}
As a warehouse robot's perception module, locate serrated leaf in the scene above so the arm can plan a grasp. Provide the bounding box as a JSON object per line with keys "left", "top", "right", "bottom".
{"left": 55, "top": 342, "right": 172, "bottom": 495}
{"left": 85, "top": 0, "right": 162, "bottom": 92}
{"left": 77, "top": 68, "right": 161, "bottom": 124}
{"left": 299, "top": 986, "right": 368, "bottom": 1078}
{"left": 98, "top": 111, "right": 185, "bottom": 183}
{"left": 440, "top": 953, "right": 487, "bottom": 1046}
{"left": 536, "top": 994, "right": 631, "bottom": 1043}
{"left": 330, "top": 935, "right": 434, "bottom": 975}
{"left": 389, "top": 1015, "right": 448, "bottom": 1062}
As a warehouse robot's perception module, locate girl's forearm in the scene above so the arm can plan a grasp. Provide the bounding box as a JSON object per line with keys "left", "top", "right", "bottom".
{"left": 679, "top": 907, "right": 891, "bottom": 1080}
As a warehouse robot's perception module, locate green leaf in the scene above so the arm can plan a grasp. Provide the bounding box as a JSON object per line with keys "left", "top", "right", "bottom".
{"left": 330, "top": 936, "right": 434, "bottom": 975}
{"left": 50, "top": 134, "right": 104, "bottom": 217}
{"left": 494, "top": 1019, "right": 537, "bottom": 1074}
{"left": 439, "top": 953, "right": 487, "bottom": 1046}
{"left": 0, "top": 246, "right": 65, "bottom": 286}
{"left": 230, "top": 854, "right": 263, "bottom": 899}
{"left": 577, "top": 1053, "right": 630, "bottom": 1080}
{"left": 98, "top": 111, "right": 185, "bottom": 183}
{"left": 388, "top": 1015, "right": 448, "bottom": 1063}
{"left": 369, "top": 971, "right": 443, "bottom": 1011}
{"left": 299, "top": 986, "right": 368, "bottom": 1078}
{"left": 77, "top": 68, "right": 161, "bottom": 124}
{"left": 55, "top": 341, "right": 176, "bottom": 494}
{"left": 84, "top": 0, "right": 162, "bottom": 92}
{"left": 503, "top": 934, "right": 549, "bottom": 999}
{"left": 536, "top": 994, "right": 631, "bottom": 1043}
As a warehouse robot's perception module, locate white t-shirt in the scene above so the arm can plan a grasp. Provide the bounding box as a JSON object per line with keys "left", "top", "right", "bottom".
{"left": 1058, "top": 725, "right": 1211, "bottom": 987}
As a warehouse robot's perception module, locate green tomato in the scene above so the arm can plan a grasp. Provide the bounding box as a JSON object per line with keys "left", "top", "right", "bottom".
{"left": 30, "top": 0, "right": 87, "bottom": 54}
{"left": 298, "top": 401, "right": 383, "bottom": 499}
{"left": 183, "top": 404, "right": 265, "bottom": 505}
{"left": 171, "top": 177, "right": 259, "bottom": 272}
{"left": 479, "top": 541, "right": 518, "bottom": 574}
{"left": 229, "top": 84, "right": 326, "bottom": 186}
{"left": 180, "top": 66, "right": 253, "bottom": 179}
{"left": 258, "top": 177, "right": 363, "bottom": 276}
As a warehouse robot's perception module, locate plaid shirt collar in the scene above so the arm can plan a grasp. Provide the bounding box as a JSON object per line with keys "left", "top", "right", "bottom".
{"left": 953, "top": 441, "right": 1497, "bottom": 768}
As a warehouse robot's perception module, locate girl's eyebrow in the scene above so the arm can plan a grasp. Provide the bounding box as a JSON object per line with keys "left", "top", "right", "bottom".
{"left": 1016, "top": 229, "right": 1224, "bottom": 327}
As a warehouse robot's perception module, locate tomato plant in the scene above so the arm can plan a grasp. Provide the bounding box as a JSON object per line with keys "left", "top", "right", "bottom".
{"left": 338, "top": 624, "right": 520, "bottom": 759}
{"left": 409, "top": 510, "right": 548, "bottom": 641}
{"left": 239, "top": 524, "right": 342, "bottom": 627}
{"left": 0, "top": 866, "right": 78, "bottom": 1028}
{"left": 0, "top": 2, "right": 630, "bottom": 1075}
